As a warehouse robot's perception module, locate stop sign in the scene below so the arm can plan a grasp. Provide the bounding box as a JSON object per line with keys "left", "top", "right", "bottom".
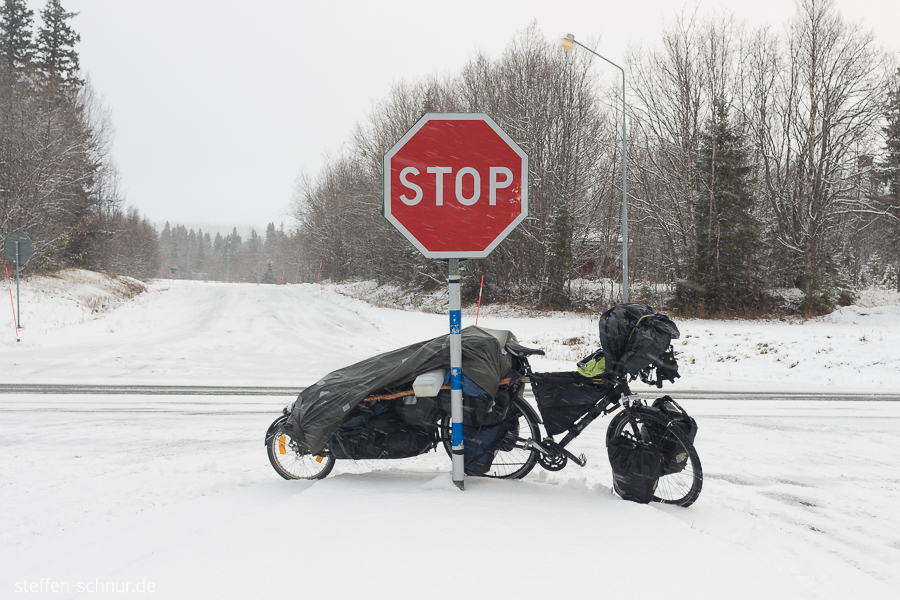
{"left": 383, "top": 113, "right": 528, "bottom": 259}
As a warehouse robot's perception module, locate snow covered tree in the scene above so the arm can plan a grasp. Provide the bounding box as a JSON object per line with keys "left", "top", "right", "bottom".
{"left": 36, "top": 0, "right": 81, "bottom": 87}
{"left": 0, "top": 0, "right": 35, "bottom": 70}
{"left": 541, "top": 199, "right": 573, "bottom": 308}
{"left": 675, "top": 100, "right": 760, "bottom": 313}
{"left": 880, "top": 68, "right": 900, "bottom": 291}
{"left": 261, "top": 261, "right": 276, "bottom": 284}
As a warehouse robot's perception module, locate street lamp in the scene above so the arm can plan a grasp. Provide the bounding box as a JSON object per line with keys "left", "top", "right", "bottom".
{"left": 561, "top": 33, "right": 629, "bottom": 303}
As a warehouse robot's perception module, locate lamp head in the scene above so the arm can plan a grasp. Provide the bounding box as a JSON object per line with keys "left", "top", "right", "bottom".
{"left": 561, "top": 33, "right": 575, "bottom": 50}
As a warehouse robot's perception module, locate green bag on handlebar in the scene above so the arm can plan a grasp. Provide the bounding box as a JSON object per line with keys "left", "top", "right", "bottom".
{"left": 576, "top": 349, "right": 606, "bottom": 378}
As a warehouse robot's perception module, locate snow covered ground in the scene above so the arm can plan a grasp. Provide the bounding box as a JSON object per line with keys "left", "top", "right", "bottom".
{"left": 3, "top": 273, "right": 900, "bottom": 393}
{"left": 1, "top": 273, "right": 898, "bottom": 598}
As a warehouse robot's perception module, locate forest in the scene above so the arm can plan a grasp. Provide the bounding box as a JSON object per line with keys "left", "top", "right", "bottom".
{"left": 3, "top": 0, "right": 899, "bottom": 316}
{"left": 294, "top": 0, "right": 900, "bottom": 315}
{"left": 0, "top": 0, "right": 158, "bottom": 280}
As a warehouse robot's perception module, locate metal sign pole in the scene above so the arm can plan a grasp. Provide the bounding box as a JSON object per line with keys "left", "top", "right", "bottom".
{"left": 15, "top": 240, "right": 20, "bottom": 328}
{"left": 448, "top": 258, "right": 465, "bottom": 490}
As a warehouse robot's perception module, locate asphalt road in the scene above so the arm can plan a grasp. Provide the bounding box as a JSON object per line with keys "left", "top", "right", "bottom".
{"left": 1, "top": 383, "right": 898, "bottom": 402}
{"left": 0, "top": 384, "right": 301, "bottom": 396}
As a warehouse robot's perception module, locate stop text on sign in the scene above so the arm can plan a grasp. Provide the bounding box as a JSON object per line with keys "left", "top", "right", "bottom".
{"left": 398, "top": 166, "right": 513, "bottom": 207}
{"left": 383, "top": 113, "right": 529, "bottom": 259}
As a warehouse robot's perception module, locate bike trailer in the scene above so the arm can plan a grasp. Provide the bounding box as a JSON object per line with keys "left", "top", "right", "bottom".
{"left": 288, "top": 326, "right": 517, "bottom": 454}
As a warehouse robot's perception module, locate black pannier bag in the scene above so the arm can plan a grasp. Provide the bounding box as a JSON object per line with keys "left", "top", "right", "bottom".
{"left": 329, "top": 411, "right": 432, "bottom": 460}
{"left": 645, "top": 396, "right": 698, "bottom": 476}
{"left": 395, "top": 394, "right": 441, "bottom": 427}
{"left": 437, "top": 389, "right": 509, "bottom": 427}
{"left": 598, "top": 304, "right": 680, "bottom": 378}
{"left": 532, "top": 372, "right": 612, "bottom": 436}
{"left": 607, "top": 435, "right": 662, "bottom": 503}
{"left": 463, "top": 421, "right": 513, "bottom": 475}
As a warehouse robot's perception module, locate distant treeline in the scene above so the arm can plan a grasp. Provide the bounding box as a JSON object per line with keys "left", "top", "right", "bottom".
{"left": 0, "top": 0, "right": 159, "bottom": 280}
{"left": 294, "top": 0, "right": 900, "bottom": 315}
{"left": 157, "top": 222, "right": 306, "bottom": 284}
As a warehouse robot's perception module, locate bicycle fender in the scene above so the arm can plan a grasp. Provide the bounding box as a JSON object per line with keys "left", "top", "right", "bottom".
{"left": 514, "top": 396, "right": 543, "bottom": 426}
{"left": 264, "top": 415, "right": 289, "bottom": 446}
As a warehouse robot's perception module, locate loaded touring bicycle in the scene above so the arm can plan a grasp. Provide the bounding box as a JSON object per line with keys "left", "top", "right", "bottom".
{"left": 265, "top": 304, "right": 703, "bottom": 507}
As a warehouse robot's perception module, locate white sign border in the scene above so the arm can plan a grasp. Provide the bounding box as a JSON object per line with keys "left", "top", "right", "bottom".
{"left": 382, "top": 112, "right": 529, "bottom": 259}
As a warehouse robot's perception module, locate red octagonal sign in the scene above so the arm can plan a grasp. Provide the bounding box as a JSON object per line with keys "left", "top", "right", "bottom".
{"left": 383, "top": 113, "right": 528, "bottom": 259}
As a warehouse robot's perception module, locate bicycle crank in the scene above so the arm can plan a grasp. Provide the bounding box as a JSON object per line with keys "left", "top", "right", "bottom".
{"left": 526, "top": 439, "right": 587, "bottom": 470}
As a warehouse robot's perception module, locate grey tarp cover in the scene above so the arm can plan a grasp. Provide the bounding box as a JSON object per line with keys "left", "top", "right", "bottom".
{"left": 289, "top": 326, "right": 516, "bottom": 454}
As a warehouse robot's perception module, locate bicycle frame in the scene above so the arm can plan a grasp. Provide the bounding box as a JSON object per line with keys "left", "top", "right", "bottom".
{"left": 512, "top": 353, "right": 638, "bottom": 467}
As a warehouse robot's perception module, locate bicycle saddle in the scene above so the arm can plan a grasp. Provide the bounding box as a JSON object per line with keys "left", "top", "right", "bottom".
{"left": 505, "top": 340, "right": 545, "bottom": 357}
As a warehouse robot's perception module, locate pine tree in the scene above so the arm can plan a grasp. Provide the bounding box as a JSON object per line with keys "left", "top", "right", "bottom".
{"left": 264, "top": 222, "right": 277, "bottom": 253}
{"left": 884, "top": 68, "right": 900, "bottom": 200}
{"left": 195, "top": 228, "right": 206, "bottom": 272}
{"left": 541, "top": 199, "right": 573, "bottom": 308}
{"left": 261, "top": 261, "right": 276, "bottom": 284}
{"left": 0, "top": 0, "right": 36, "bottom": 70}
{"left": 882, "top": 68, "right": 900, "bottom": 292}
{"left": 36, "top": 0, "right": 80, "bottom": 86}
{"left": 680, "top": 101, "right": 760, "bottom": 314}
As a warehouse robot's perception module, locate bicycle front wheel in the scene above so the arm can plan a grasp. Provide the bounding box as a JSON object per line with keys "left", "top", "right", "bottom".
{"left": 606, "top": 408, "right": 703, "bottom": 507}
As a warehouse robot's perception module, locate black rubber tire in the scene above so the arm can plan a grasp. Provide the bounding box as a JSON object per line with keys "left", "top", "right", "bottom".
{"left": 440, "top": 397, "right": 540, "bottom": 479}
{"left": 266, "top": 416, "right": 335, "bottom": 480}
{"left": 606, "top": 408, "right": 703, "bottom": 507}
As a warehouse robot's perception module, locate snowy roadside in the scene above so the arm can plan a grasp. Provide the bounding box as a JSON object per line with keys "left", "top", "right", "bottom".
{"left": 329, "top": 282, "right": 900, "bottom": 394}
{"left": 1, "top": 268, "right": 146, "bottom": 336}
{"left": 1, "top": 271, "right": 898, "bottom": 393}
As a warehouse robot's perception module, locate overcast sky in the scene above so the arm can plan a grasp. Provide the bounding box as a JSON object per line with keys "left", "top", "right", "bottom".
{"left": 43, "top": 0, "right": 900, "bottom": 234}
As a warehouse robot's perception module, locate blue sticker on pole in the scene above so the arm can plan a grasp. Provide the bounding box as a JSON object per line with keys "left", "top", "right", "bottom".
{"left": 449, "top": 309, "right": 461, "bottom": 334}
{"left": 452, "top": 421, "right": 463, "bottom": 447}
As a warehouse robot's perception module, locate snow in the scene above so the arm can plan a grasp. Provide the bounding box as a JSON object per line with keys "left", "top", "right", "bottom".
{"left": 3, "top": 274, "right": 899, "bottom": 393}
{"left": 1, "top": 272, "right": 898, "bottom": 598}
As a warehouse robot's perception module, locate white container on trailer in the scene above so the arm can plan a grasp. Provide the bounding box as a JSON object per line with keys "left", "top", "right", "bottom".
{"left": 413, "top": 369, "right": 447, "bottom": 397}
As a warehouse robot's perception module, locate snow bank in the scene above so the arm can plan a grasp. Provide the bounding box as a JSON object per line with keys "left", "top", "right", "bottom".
{"left": 1, "top": 275, "right": 898, "bottom": 393}
{"left": 1, "top": 268, "right": 146, "bottom": 337}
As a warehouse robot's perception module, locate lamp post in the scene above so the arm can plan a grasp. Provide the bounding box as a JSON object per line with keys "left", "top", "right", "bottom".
{"left": 561, "top": 33, "right": 629, "bottom": 303}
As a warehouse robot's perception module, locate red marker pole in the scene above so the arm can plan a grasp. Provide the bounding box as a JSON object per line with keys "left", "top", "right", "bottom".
{"left": 5, "top": 267, "right": 19, "bottom": 340}
{"left": 475, "top": 275, "right": 484, "bottom": 326}
{"left": 191, "top": 267, "right": 195, "bottom": 280}
{"left": 164, "top": 257, "right": 171, "bottom": 282}
{"left": 317, "top": 259, "right": 323, "bottom": 285}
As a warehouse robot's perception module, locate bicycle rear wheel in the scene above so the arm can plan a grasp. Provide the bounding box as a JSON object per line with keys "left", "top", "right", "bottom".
{"left": 606, "top": 408, "right": 702, "bottom": 507}
{"left": 440, "top": 397, "right": 540, "bottom": 479}
{"left": 266, "top": 416, "right": 335, "bottom": 480}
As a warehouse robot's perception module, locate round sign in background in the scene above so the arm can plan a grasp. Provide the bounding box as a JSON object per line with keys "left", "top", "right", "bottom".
{"left": 4, "top": 231, "right": 34, "bottom": 267}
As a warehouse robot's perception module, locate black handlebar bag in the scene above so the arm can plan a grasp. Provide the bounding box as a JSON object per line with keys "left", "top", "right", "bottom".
{"left": 598, "top": 304, "right": 680, "bottom": 378}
